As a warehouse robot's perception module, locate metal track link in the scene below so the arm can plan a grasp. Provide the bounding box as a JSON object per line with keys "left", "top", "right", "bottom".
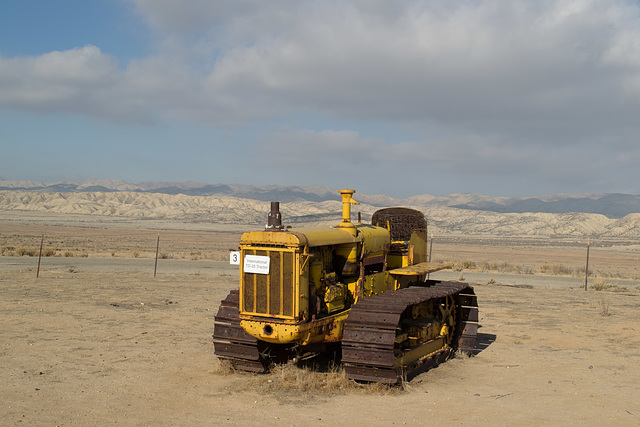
{"left": 342, "top": 281, "right": 478, "bottom": 384}
{"left": 213, "top": 289, "right": 266, "bottom": 373}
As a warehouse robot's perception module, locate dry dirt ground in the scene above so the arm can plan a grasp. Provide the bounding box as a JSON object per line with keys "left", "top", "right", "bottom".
{"left": 1, "top": 212, "right": 640, "bottom": 426}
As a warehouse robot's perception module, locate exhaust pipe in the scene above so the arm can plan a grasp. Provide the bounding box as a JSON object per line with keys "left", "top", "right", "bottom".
{"left": 267, "top": 201, "right": 284, "bottom": 230}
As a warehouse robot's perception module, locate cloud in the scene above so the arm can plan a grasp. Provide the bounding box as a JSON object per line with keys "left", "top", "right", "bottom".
{"left": 3, "top": 1, "right": 640, "bottom": 131}
{"left": 1, "top": 0, "right": 640, "bottom": 196}
{"left": 200, "top": 1, "right": 640, "bottom": 137}
{"left": 252, "top": 124, "right": 640, "bottom": 195}
{"left": 0, "top": 46, "right": 116, "bottom": 110}
{"left": 257, "top": 127, "right": 517, "bottom": 168}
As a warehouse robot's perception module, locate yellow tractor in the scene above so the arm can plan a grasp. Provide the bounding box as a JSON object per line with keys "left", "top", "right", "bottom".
{"left": 213, "top": 189, "right": 478, "bottom": 384}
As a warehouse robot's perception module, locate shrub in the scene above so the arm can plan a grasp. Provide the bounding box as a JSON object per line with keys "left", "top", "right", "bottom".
{"left": 592, "top": 278, "right": 614, "bottom": 291}
{"left": 540, "top": 263, "right": 573, "bottom": 276}
{"left": 462, "top": 260, "right": 476, "bottom": 270}
{"left": 18, "top": 247, "right": 36, "bottom": 257}
{"left": 43, "top": 249, "right": 57, "bottom": 257}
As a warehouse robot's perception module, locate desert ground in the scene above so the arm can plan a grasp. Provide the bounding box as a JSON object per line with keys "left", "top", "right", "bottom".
{"left": 1, "top": 211, "right": 639, "bottom": 426}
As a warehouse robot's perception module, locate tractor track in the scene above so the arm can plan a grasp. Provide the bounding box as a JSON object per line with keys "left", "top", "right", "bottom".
{"left": 342, "top": 281, "right": 478, "bottom": 384}
{"left": 213, "top": 282, "right": 478, "bottom": 384}
{"left": 213, "top": 289, "right": 266, "bottom": 373}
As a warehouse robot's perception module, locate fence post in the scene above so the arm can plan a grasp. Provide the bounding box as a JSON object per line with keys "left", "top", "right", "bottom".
{"left": 584, "top": 238, "right": 590, "bottom": 291}
{"left": 154, "top": 231, "right": 160, "bottom": 277}
{"left": 37, "top": 234, "right": 44, "bottom": 278}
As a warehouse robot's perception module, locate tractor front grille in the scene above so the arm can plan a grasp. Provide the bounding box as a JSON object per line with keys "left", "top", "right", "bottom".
{"left": 241, "top": 249, "right": 296, "bottom": 319}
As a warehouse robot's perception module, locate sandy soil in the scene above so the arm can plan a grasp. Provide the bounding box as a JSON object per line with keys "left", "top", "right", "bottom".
{"left": 1, "top": 213, "right": 640, "bottom": 425}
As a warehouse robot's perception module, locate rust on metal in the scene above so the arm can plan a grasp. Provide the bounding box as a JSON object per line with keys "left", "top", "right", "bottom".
{"left": 267, "top": 201, "right": 284, "bottom": 230}
{"left": 342, "top": 281, "right": 478, "bottom": 384}
{"left": 213, "top": 191, "right": 480, "bottom": 384}
{"left": 213, "top": 290, "right": 267, "bottom": 372}
{"left": 371, "top": 208, "right": 427, "bottom": 241}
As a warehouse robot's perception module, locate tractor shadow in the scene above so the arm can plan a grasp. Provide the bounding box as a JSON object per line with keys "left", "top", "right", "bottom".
{"left": 473, "top": 331, "right": 496, "bottom": 355}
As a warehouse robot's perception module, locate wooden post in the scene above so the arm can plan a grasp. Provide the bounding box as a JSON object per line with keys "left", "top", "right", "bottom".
{"left": 584, "top": 238, "right": 590, "bottom": 291}
{"left": 154, "top": 231, "right": 160, "bottom": 277}
{"left": 37, "top": 234, "right": 44, "bottom": 278}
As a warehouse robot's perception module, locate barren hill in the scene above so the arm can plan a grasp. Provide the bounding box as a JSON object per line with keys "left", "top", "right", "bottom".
{"left": 1, "top": 190, "right": 639, "bottom": 239}
{"left": 2, "top": 180, "right": 640, "bottom": 218}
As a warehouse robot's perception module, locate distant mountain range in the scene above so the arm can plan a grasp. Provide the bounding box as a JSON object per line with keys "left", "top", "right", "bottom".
{"left": 1, "top": 179, "right": 639, "bottom": 219}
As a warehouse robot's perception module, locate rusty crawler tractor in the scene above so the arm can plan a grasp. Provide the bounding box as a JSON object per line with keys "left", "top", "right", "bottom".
{"left": 213, "top": 189, "right": 478, "bottom": 384}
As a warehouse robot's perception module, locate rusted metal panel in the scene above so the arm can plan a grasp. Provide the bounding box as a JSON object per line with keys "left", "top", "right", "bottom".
{"left": 343, "top": 365, "right": 399, "bottom": 384}
{"left": 461, "top": 322, "right": 478, "bottom": 337}
{"left": 342, "top": 327, "right": 396, "bottom": 348}
{"left": 456, "top": 293, "right": 478, "bottom": 307}
{"left": 213, "top": 341, "right": 260, "bottom": 360}
{"left": 349, "top": 299, "right": 408, "bottom": 314}
{"left": 223, "top": 289, "right": 240, "bottom": 303}
{"left": 461, "top": 306, "right": 479, "bottom": 322}
{"left": 213, "top": 290, "right": 266, "bottom": 371}
{"left": 341, "top": 310, "right": 401, "bottom": 329}
{"left": 230, "top": 359, "right": 266, "bottom": 373}
{"left": 342, "top": 346, "right": 396, "bottom": 367}
{"left": 214, "top": 305, "right": 240, "bottom": 323}
{"left": 213, "top": 322, "right": 256, "bottom": 344}
{"left": 371, "top": 208, "right": 427, "bottom": 241}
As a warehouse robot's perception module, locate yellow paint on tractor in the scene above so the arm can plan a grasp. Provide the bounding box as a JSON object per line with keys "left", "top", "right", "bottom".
{"left": 234, "top": 189, "right": 450, "bottom": 348}
{"left": 240, "top": 310, "right": 350, "bottom": 346}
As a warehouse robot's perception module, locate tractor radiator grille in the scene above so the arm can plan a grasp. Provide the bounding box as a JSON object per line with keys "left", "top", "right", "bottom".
{"left": 242, "top": 249, "right": 295, "bottom": 318}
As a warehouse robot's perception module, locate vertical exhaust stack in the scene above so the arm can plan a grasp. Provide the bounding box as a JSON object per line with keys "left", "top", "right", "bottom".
{"left": 267, "top": 201, "right": 284, "bottom": 230}
{"left": 336, "top": 189, "right": 360, "bottom": 237}
{"left": 336, "top": 189, "right": 360, "bottom": 275}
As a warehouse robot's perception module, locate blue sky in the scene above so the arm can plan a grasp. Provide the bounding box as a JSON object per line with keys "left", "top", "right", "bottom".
{"left": 2, "top": 0, "right": 640, "bottom": 198}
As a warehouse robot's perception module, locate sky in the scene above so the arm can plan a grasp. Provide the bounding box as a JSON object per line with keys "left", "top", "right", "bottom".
{"left": 1, "top": 0, "right": 640, "bottom": 198}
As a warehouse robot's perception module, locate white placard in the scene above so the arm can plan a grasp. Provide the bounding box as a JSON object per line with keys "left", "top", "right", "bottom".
{"left": 229, "top": 251, "right": 240, "bottom": 265}
{"left": 244, "top": 254, "right": 270, "bottom": 274}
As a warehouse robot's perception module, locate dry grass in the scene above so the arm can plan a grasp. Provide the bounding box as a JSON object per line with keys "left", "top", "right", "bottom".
{"left": 261, "top": 363, "right": 399, "bottom": 394}
{"left": 1, "top": 246, "right": 83, "bottom": 258}
{"left": 593, "top": 278, "right": 614, "bottom": 291}
{"left": 214, "top": 360, "right": 401, "bottom": 396}
{"left": 591, "top": 277, "right": 630, "bottom": 292}
{"left": 444, "top": 258, "right": 565, "bottom": 276}
{"left": 539, "top": 262, "right": 574, "bottom": 276}
{"left": 211, "top": 359, "right": 236, "bottom": 375}
{"left": 436, "top": 256, "right": 639, "bottom": 282}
